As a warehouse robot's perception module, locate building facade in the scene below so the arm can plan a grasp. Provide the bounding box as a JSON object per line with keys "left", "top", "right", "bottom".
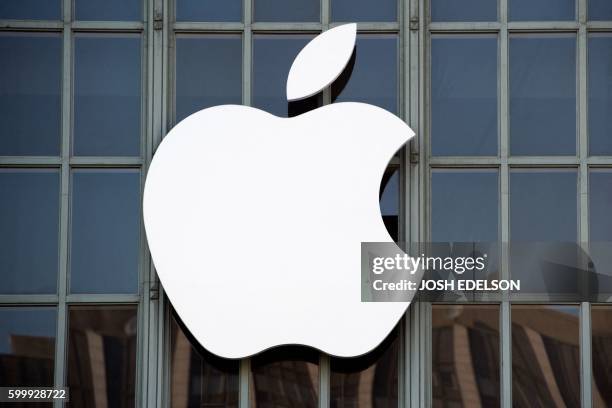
{"left": 1, "top": 0, "right": 612, "bottom": 407}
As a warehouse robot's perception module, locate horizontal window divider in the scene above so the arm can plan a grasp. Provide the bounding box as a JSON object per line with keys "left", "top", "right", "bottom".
{"left": 0, "top": 295, "right": 59, "bottom": 304}
{"left": 507, "top": 156, "right": 580, "bottom": 165}
{"left": 71, "top": 21, "right": 144, "bottom": 32}
{"left": 429, "top": 157, "right": 501, "bottom": 166}
{"left": 586, "top": 22, "right": 612, "bottom": 30}
{"left": 0, "top": 156, "right": 63, "bottom": 166}
{"left": 508, "top": 293, "right": 583, "bottom": 303}
{"left": 587, "top": 157, "right": 612, "bottom": 165}
{"left": 251, "top": 22, "right": 322, "bottom": 31}
{"left": 0, "top": 20, "right": 63, "bottom": 30}
{"left": 69, "top": 157, "right": 143, "bottom": 166}
{"left": 173, "top": 22, "right": 245, "bottom": 32}
{"left": 389, "top": 156, "right": 401, "bottom": 166}
{"left": 507, "top": 21, "right": 579, "bottom": 32}
{"left": 428, "top": 22, "right": 501, "bottom": 32}
{"left": 65, "top": 294, "right": 140, "bottom": 303}
{"left": 341, "top": 22, "right": 400, "bottom": 31}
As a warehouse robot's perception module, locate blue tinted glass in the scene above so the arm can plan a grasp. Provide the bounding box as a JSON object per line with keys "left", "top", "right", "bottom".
{"left": 588, "top": 35, "right": 612, "bottom": 155}
{"left": 254, "top": 0, "right": 319, "bottom": 22}
{"left": 332, "top": 35, "right": 398, "bottom": 114}
{"left": 510, "top": 0, "right": 575, "bottom": 21}
{"left": 75, "top": 0, "right": 141, "bottom": 21}
{"left": 253, "top": 35, "right": 314, "bottom": 117}
{"left": 590, "top": 0, "right": 612, "bottom": 20}
{"left": 0, "top": 33, "right": 61, "bottom": 156}
{"left": 177, "top": 0, "right": 241, "bottom": 21}
{"left": 510, "top": 171, "right": 577, "bottom": 241}
{"left": 431, "top": 170, "right": 499, "bottom": 242}
{"left": 431, "top": 0, "right": 497, "bottom": 21}
{"left": 0, "top": 171, "right": 59, "bottom": 294}
{"left": 590, "top": 171, "right": 612, "bottom": 241}
{"left": 510, "top": 35, "right": 576, "bottom": 155}
{"left": 0, "top": 307, "right": 56, "bottom": 386}
{"left": 331, "top": 0, "right": 396, "bottom": 22}
{"left": 70, "top": 170, "right": 140, "bottom": 294}
{"left": 74, "top": 35, "right": 141, "bottom": 156}
{"left": 0, "top": 0, "right": 61, "bottom": 20}
{"left": 432, "top": 35, "right": 497, "bottom": 156}
{"left": 176, "top": 35, "right": 242, "bottom": 122}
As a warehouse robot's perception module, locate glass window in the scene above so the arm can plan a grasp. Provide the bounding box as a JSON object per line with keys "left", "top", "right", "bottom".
{"left": 73, "top": 34, "right": 141, "bottom": 156}
{"left": 70, "top": 170, "right": 140, "bottom": 294}
{"left": 588, "top": 171, "right": 612, "bottom": 294}
{"left": 510, "top": 35, "right": 576, "bottom": 156}
{"left": 509, "top": 0, "right": 575, "bottom": 21}
{"left": 170, "top": 312, "right": 239, "bottom": 407}
{"left": 380, "top": 168, "right": 399, "bottom": 242}
{"left": 511, "top": 305, "right": 580, "bottom": 407}
{"left": 0, "top": 33, "right": 62, "bottom": 156}
{"left": 0, "top": 170, "right": 59, "bottom": 294}
{"left": 253, "top": 0, "right": 319, "bottom": 22}
{"left": 588, "top": 34, "right": 612, "bottom": 155}
{"left": 431, "top": 170, "right": 499, "bottom": 242}
{"left": 332, "top": 35, "right": 398, "bottom": 114}
{"left": 67, "top": 306, "right": 137, "bottom": 407}
{"left": 176, "top": 0, "right": 241, "bottom": 22}
{"left": 253, "top": 35, "right": 316, "bottom": 117}
{"left": 331, "top": 0, "right": 396, "bottom": 22}
{"left": 0, "top": 307, "right": 56, "bottom": 387}
{"left": 432, "top": 305, "right": 500, "bottom": 407}
{"left": 590, "top": 0, "right": 612, "bottom": 20}
{"left": 250, "top": 346, "right": 319, "bottom": 407}
{"left": 0, "top": 0, "right": 61, "bottom": 20}
{"left": 431, "top": 35, "right": 498, "bottom": 156}
{"left": 330, "top": 328, "right": 398, "bottom": 407}
{"left": 175, "top": 34, "right": 242, "bottom": 123}
{"left": 431, "top": 0, "right": 497, "bottom": 22}
{"left": 592, "top": 306, "right": 612, "bottom": 408}
{"left": 74, "top": 0, "right": 141, "bottom": 21}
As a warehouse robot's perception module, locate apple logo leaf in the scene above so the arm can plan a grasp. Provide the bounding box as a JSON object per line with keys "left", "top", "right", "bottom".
{"left": 286, "top": 23, "right": 357, "bottom": 102}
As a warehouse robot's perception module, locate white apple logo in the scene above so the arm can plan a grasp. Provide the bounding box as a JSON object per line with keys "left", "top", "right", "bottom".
{"left": 143, "top": 24, "right": 416, "bottom": 359}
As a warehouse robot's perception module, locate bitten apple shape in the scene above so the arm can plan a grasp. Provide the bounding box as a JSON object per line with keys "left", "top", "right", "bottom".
{"left": 143, "top": 24, "right": 417, "bottom": 359}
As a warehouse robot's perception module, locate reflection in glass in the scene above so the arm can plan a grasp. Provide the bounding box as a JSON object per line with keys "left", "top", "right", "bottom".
{"left": 331, "top": 0, "right": 396, "bottom": 22}
{"left": 509, "top": 0, "right": 574, "bottom": 21}
{"left": 0, "top": 33, "right": 62, "bottom": 156}
{"left": 431, "top": 35, "right": 497, "bottom": 156}
{"left": 592, "top": 306, "right": 612, "bottom": 407}
{"left": 0, "top": 0, "right": 61, "bottom": 20}
{"left": 0, "top": 170, "right": 59, "bottom": 294}
{"left": 253, "top": 35, "right": 317, "bottom": 117}
{"left": 170, "top": 312, "right": 239, "bottom": 408}
{"left": 380, "top": 168, "right": 399, "bottom": 242}
{"left": 254, "top": 0, "right": 319, "bottom": 22}
{"left": 330, "top": 328, "right": 398, "bottom": 408}
{"left": 75, "top": 0, "right": 141, "bottom": 21}
{"left": 589, "top": 171, "right": 612, "bottom": 294}
{"left": 432, "top": 305, "right": 500, "bottom": 407}
{"left": 431, "top": 0, "right": 497, "bottom": 22}
{"left": 510, "top": 35, "right": 576, "bottom": 156}
{"left": 175, "top": 35, "right": 242, "bottom": 122}
{"left": 511, "top": 305, "right": 580, "bottom": 407}
{"left": 70, "top": 170, "right": 140, "bottom": 294}
{"left": 250, "top": 346, "right": 319, "bottom": 408}
{"left": 590, "top": 0, "right": 612, "bottom": 20}
{"left": 176, "top": 0, "right": 241, "bottom": 22}
{"left": 0, "top": 308, "right": 56, "bottom": 387}
{"left": 332, "top": 35, "right": 398, "bottom": 114}
{"left": 67, "top": 306, "right": 137, "bottom": 408}
{"left": 588, "top": 34, "right": 612, "bottom": 155}
{"left": 74, "top": 34, "right": 141, "bottom": 156}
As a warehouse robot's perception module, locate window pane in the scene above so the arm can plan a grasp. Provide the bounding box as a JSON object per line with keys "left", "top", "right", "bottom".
{"left": 510, "top": 35, "right": 576, "bottom": 156}
{"left": 380, "top": 168, "right": 399, "bottom": 242}
{"left": 431, "top": 0, "right": 497, "bottom": 22}
{"left": 176, "top": 35, "right": 242, "bottom": 123}
{"left": 330, "top": 328, "right": 398, "bottom": 408}
{"left": 431, "top": 35, "right": 497, "bottom": 156}
{"left": 432, "top": 305, "right": 500, "bottom": 407}
{"left": 67, "top": 306, "right": 137, "bottom": 407}
{"left": 0, "top": 307, "right": 56, "bottom": 387}
{"left": 0, "top": 170, "right": 59, "bottom": 294}
{"left": 0, "top": 33, "right": 61, "bottom": 156}
{"left": 588, "top": 171, "right": 612, "bottom": 294}
{"left": 75, "top": 0, "right": 141, "bottom": 21}
{"left": 332, "top": 35, "right": 398, "bottom": 114}
{"left": 254, "top": 0, "right": 319, "bottom": 22}
{"left": 74, "top": 34, "right": 141, "bottom": 156}
{"left": 170, "top": 312, "right": 239, "bottom": 407}
{"left": 176, "top": 0, "right": 241, "bottom": 22}
{"left": 509, "top": 0, "right": 575, "bottom": 21}
{"left": 250, "top": 346, "right": 319, "bottom": 407}
{"left": 431, "top": 170, "right": 498, "bottom": 242}
{"left": 253, "top": 35, "right": 317, "bottom": 117}
{"left": 70, "top": 170, "right": 140, "bottom": 294}
{"left": 331, "top": 0, "right": 396, "bottom": 22}
{"left": 511, "top": 305, "right": 580, "bottom": 407}
{"left": 592, "top": 306, "right": 612, "bottom": 407}
{"left": 590, "top": 0, "right": 612, "bottom": 20}
{"left": 0, "top": 0, "right": 61, "bottom": 20}
{"left": 588, "top": 34, "right": 612, "bottom": 155}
